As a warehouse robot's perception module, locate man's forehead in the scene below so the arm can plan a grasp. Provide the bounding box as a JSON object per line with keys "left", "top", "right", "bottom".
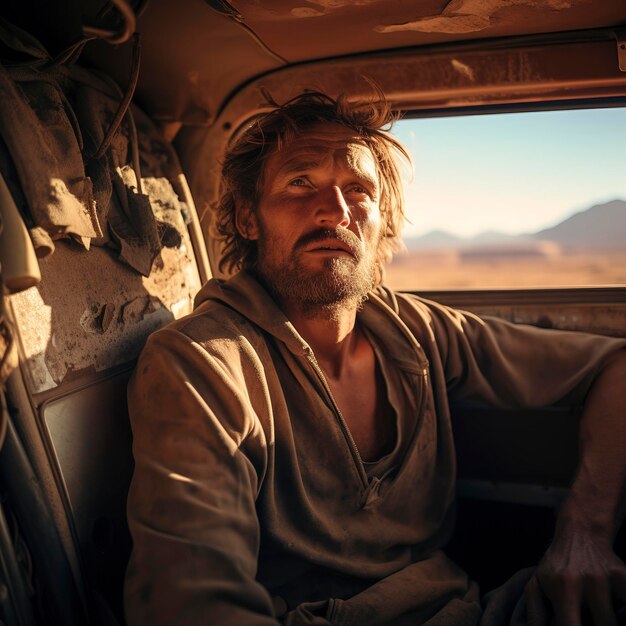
{"left": 267, "top": 122, "right": 376, "bottom": 173}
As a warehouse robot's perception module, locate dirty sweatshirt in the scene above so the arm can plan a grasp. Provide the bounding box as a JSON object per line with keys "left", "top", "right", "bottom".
{"left": 125, "top": 270, "right": 626, "bottom": 626}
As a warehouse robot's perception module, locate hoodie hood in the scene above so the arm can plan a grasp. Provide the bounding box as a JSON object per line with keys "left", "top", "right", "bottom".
{"left": 193, "top": 270, "right": 429, "bottom": 373}
{"left": 194, "top": 270, "right": 310, "bottom": 357}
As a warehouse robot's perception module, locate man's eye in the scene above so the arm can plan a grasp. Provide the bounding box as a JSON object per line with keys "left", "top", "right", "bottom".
{"left": 347, "top": 184, "right": 370, "bottom": 196}
{"left": 289, "top": 177, "right": 308, "bottom": 187}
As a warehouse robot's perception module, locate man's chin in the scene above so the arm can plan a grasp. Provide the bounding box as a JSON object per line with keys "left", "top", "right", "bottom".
{"left": 299, "top": 253, "right": 356, "bottom": 271}
{"left": 260, "top": 259, "right": 374, "bottom": 311}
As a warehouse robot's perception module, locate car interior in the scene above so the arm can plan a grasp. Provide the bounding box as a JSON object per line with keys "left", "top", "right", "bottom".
{"left": 0, "top": 0, "right": 625, "bottom": 624}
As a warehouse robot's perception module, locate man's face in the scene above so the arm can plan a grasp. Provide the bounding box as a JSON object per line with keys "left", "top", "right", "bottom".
{"left": 240, "top": 122, "right": 383, "bottom": 312}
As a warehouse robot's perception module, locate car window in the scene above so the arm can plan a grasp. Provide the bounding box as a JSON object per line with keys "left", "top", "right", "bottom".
{"left": 386, "top": 107, "right": 626, "bottom": 291}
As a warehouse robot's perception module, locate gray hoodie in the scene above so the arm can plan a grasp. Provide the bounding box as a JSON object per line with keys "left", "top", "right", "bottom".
{"left": 125, "top": 271, "right": 625, "bottom": 625}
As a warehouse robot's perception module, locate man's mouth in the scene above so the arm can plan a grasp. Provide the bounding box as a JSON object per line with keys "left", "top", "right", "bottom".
{"left": 295, "top": 228, "right": 362, "bottom": 260}
{"left": 306, "top": 240, "right": 355, "bottom": 256}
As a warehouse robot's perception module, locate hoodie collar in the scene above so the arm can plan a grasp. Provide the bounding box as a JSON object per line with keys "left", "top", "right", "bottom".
{"left": 194, "top": 271, "right": 309, "bottom": 356}
{"left": 194, "top": 271, "right": 427, "bottom": 370}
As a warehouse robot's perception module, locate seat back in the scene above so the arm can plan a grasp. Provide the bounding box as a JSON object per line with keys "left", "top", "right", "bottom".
{"left": 7, "top": 192, "right": 204, "bottom": 624}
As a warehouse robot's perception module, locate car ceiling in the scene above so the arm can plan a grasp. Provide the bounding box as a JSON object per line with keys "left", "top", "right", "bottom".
{"left": 96, "top": 0, "right": 626, "bottom": 123}
{"left": 2, "top": 0, "right": 626, "bottom": 131}
{"left": 4, "top": 0, "right": 626, "bottom": 125}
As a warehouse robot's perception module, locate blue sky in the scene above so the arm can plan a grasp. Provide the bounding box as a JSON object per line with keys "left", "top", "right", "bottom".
{"left": 390, "top": 106, "right": 626, "bottom": 238}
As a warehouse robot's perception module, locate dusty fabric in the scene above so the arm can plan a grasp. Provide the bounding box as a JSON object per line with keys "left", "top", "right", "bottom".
{"left": 72, "top": 76, "right": 177, "bottom": 275}
{"left": 0, "top": 19, "right": 186, "bottom": 276}
{"left": 0, "top": 211, "right": 18, "bottom": 383}
{"left": 0, "top": 62, "right": 101, "bottom": 249}
{"left": 125, "top": 271, "right": 626, "bottom": 625}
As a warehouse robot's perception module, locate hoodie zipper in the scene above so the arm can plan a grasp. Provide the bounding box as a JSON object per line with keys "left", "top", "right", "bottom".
{"left": 303, "top": 347, "right": 370, "bottom": 488}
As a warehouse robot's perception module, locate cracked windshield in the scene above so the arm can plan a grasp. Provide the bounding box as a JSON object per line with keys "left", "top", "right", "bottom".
{"left": 386, "top": 107, "right": 626, "bottom": 290}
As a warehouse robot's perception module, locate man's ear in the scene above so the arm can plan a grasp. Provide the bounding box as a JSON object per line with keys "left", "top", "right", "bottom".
{"left": 235, "top": 203, "right": 259, "bottom": 241}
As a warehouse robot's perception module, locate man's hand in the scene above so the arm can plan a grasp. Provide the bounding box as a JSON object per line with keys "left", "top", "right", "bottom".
{"left": 524, "top": 350, "right": 626, "bottom": 626}
{"left": 525, "top": 522, "right": 626, "bottom": 625}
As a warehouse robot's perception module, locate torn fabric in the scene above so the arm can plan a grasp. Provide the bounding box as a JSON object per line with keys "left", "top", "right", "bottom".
{"left": 0, "top": 63, "right": 102, "bottom": 248}
{"left": 0, "top": 19, "right": 187, "bottom": 277}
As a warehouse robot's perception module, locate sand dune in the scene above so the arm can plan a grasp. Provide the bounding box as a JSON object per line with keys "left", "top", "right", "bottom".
{"left": 384, "top": 249, "right": 626, "bottom": 291}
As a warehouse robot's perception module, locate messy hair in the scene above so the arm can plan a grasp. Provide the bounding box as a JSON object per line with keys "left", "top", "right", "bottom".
{"left": 212, "top": 90, "right": 411, "bottom": 284}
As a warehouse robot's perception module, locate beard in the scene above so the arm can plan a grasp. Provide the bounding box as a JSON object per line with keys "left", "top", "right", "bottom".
{"left": 254, "top": 226, "right": 378, "bottom": 318}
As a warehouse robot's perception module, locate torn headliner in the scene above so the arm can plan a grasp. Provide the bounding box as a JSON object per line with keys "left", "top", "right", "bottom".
{"left": 231, "top": 0, "right": 622, "bottom": 54}
{"left": 74, "top": 0, "right": 626, "bottom": 126}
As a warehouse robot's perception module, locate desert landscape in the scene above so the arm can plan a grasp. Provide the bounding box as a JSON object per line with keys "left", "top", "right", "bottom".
{"left": 384, "top": 199, "right": 626, "bottom": 291}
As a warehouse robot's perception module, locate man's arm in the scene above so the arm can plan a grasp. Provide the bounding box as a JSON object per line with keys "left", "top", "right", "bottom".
{"left": 124, "top": 327, "right": 280, "bottom": 626}
{"left": 527, "top": 349, "right": 626, "bottom": 626}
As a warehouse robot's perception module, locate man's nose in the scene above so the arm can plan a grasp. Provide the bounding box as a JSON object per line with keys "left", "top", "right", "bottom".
{"left": 316, "top": 186, "right": 351, "bottom": 228}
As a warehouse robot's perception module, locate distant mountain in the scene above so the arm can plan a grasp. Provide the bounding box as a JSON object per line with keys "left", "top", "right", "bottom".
{"left": 405, "top": 199, "right": 626, "bottom": 250}
{"left": 530, "top": 199, "right": 626, "bottom": 248}
{"left": 404, "top": 230, "right": 464, "bottom": 249}
{"left": 405, "top": 228, "right": 531, "bottom": 250}
{"left": 470, "top": 230, "right": 531, "bottom": 245}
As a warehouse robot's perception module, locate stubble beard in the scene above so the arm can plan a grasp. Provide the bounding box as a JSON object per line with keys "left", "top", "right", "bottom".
{"left": 254, "top": 227, "right": 378, "bottom": 320}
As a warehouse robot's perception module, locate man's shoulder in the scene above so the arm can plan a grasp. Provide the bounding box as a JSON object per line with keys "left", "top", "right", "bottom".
{"left": 371, "top": 284, "right": 461, "bottom": 323}
{"left": 147, "top": 298, "right": 264, "bottom": 354}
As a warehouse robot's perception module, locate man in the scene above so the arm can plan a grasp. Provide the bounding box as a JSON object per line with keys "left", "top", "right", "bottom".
{"left": 125, "top": 92, "right": 626, "bottom": 625}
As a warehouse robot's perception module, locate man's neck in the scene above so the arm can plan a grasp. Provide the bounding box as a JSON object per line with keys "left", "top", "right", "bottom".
{"left": 281, "top": 298, "right": 361, "bottom": 379}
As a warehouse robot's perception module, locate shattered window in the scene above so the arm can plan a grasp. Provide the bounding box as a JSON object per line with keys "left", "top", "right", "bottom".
{"left": 386, "top": 107, "right": 626, "bottom": 290}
